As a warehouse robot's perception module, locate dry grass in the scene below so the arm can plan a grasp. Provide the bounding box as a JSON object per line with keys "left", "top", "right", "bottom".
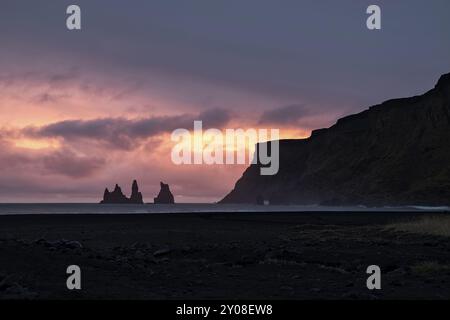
{"left": 386, "top": 215, "right": 450, "bottom": 237}
{"left": 411, "top": 261, "right": 450, "bottom": 275}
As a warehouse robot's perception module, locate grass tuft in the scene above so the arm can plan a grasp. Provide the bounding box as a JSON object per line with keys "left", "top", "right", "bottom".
{"left": 411, "top": 261, "right": 450, "bottom": 275}
{"left": 386, "top": 215, "right": 450, "bottom": 237}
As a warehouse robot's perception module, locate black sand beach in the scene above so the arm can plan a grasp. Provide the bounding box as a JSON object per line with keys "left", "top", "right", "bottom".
{"left": 1, "top": 212, "right": 449, "bottom": 299}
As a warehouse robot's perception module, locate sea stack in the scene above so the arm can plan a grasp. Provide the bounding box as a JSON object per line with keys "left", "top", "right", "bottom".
{"left": 100, "top": 180, "right": 144, "bottom": 204}
{"left": 154, "top": 182, "right": 175, "bottom": 204}
{"left": 129, "top": 180, "right": 144, "bottom": 204}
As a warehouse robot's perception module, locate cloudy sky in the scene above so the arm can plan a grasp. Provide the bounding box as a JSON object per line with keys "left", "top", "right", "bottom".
{"left": 0, "top": 0, "right": 449, "bottom": 202}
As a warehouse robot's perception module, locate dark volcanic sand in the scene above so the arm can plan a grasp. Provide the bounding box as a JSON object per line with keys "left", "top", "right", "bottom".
{"left": 0, "top": 212, "right": 449, "bottom": 299}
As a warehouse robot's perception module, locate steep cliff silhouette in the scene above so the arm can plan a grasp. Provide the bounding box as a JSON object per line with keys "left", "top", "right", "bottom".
{"left": 101, "top": 180, "right": 144, "bottom": 204}
{"left": 154, "top": 182, "right": 175, "bottom": 204}
{"left": 221, "top": 73, "right": 450, "bottom": 206}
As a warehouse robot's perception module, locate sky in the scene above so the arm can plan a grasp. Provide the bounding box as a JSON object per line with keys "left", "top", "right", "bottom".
{"left": 0, "top": 0, "right": 449, "bottom": 202}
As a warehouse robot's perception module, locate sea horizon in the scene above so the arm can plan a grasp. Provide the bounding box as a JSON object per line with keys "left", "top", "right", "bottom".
{"left": 0, "top": 203, "right": 448, "bottom": 215}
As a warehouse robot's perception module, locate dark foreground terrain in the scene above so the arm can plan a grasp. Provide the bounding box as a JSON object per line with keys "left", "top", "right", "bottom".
{"left": 0, "top": 212, "right": 449, "bottom": 299}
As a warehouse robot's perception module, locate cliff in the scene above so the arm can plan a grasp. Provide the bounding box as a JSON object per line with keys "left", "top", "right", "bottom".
{"left": 220, "top": 73, "right": 450, "bottom": 206}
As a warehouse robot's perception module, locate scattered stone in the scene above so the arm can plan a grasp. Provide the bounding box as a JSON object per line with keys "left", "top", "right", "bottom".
{"left": 134, "top": 250, "right": 145, "bottom": 259}
{"left": 33, "top": 239, "right": 83, "bottom": 251}
{"left": 0, "top": 275, "right": 37, "bottom": 299}
{"left": 154, "top": 247, "right": 172, "bottom": 257}
{"left": 280, "top": 286, "right": 293, "bottom": 291}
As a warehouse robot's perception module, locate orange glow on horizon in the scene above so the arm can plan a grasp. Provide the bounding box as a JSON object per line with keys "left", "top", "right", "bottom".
{"left": 14, "top": 138, "right": 60, "bottom": 150}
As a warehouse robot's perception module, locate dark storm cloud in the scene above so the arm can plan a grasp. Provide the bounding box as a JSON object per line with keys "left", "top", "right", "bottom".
{"left": 195, "top": 108, "right": 232, "bottom": 128}
{"left": 0, "top": 139, "right": 31, "bottom": 168}
{"left": 258, "top": 104, "right": 310, "bottom": 126}
{"left": 32, "top": 92, "right": 70, "bottom": 104}
{"left": 0, "top": 138, "right": 105, "bottom": 178}
{"left": 2, "top": 0, "right": 450, "bottom": 109}
{"left": 0, "top": 70, "right": 79, "bottom": 88}
{"left": 42, "top": 149, "right": 106, "bottom": 178}
{"left": 23, "top": 108, "right": 232, "bottom": 149}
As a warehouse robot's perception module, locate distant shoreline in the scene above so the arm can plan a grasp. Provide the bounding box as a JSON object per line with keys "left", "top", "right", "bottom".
{"left": 0, "top": 203, "right": 448, "bottom": 216}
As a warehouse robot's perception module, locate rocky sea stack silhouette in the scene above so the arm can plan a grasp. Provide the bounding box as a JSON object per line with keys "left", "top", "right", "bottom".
{"left": 221, "top": 72, "right": 450, "bottom": 206}
{"left": 101, "top": 180, "right": 144, "bottom": 204}
{"left": 154, "top": 182, "right": 175, "bottom": 204}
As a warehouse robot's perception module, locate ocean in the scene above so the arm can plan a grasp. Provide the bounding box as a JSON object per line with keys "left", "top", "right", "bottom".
{"left": 0, "top": 203, "right": 448, "bottom": 215}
